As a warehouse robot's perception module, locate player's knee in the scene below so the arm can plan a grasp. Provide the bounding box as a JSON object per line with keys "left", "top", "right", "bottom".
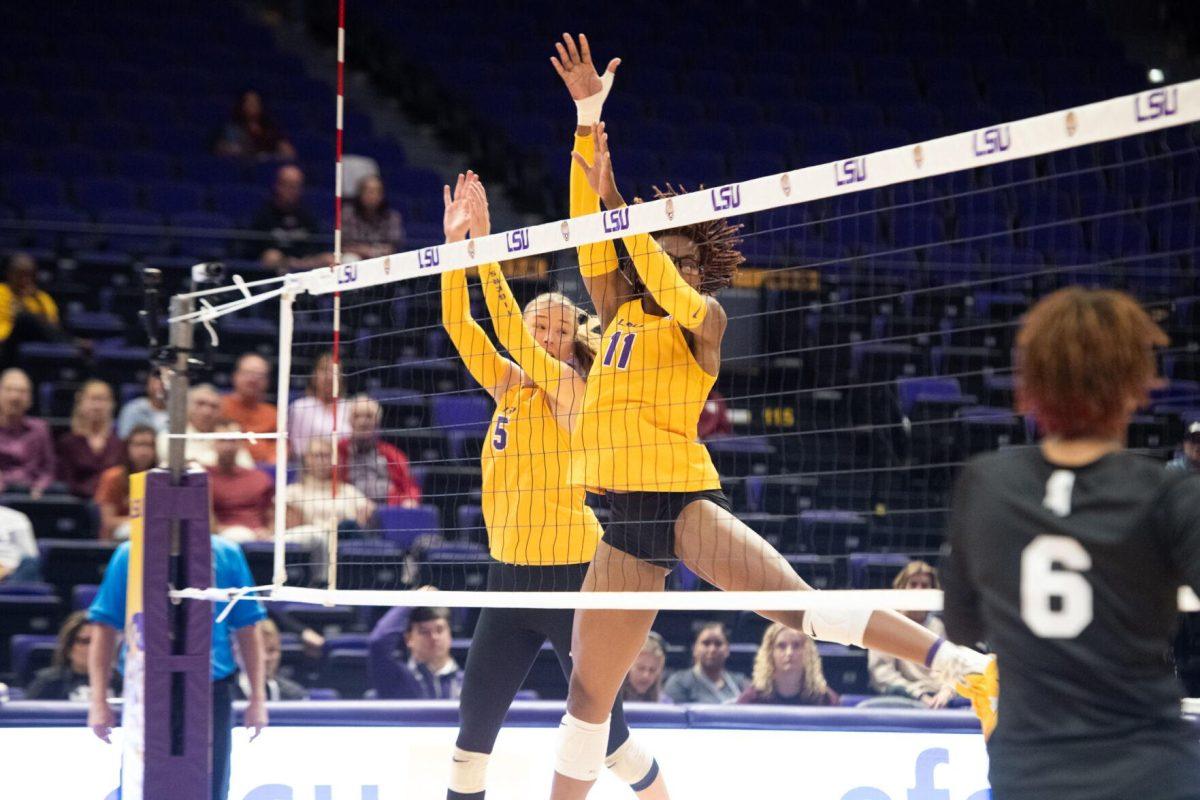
{"left": 447, "top": 747, "right": 489, "bottom": 796}
{"left": 605, "top": 736, "right": 660, "bottom": 791}
{"left": 802, "top": 607, "right": 872, "bottom": 647}
{"left": 567, "top": 670, "right": 610, "bottom": 718}
{"left": 555, "top": 712, "right": 611, "bottom": 782}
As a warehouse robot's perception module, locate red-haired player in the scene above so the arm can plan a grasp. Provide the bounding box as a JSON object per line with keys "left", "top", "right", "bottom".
{"left": 943, "top": 287, "right": 1200, "bottom": 799}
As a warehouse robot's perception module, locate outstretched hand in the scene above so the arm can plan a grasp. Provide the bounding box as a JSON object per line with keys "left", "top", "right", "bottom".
{"left": 570, "top": 121, "right": 621, "bottom": 208}
{"left": 551, "top": 32, "right": 620, "bottom": 103}
{"left": 442, "top": 171, "right": 478, "bottom": 243}
{"left": 466, "top": 178, "right": 491, "bottom": 239}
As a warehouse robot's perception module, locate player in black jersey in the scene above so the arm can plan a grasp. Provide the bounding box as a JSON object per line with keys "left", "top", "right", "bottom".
{"left": 943, "top": 287, "right": 1200, "bottom": 800}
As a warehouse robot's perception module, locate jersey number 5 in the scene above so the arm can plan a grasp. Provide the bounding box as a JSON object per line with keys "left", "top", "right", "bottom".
{"left": 492, "top": 416, "right": 509, "bottom": 451}
{"left": 1020, "top": 535, "right": 1093, "bottom": 638}
{"left": 602, "top": 332, "right": 636, "bottom": 369}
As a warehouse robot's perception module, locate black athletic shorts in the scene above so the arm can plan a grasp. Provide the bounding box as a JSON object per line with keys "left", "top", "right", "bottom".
{"left": 588, "top": 489, "right": 732, "bottom": 571}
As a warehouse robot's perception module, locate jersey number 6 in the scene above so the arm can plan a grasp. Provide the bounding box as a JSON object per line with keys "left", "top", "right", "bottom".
{"left": 1020, "top": 535, "right": 1094, "bottom": 639}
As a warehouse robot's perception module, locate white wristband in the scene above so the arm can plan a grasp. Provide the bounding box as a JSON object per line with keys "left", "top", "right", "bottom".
{"left": 575, "top": 70, "right": 615, "bottom": 127}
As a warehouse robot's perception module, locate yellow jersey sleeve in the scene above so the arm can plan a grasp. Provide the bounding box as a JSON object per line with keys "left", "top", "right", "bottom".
{"left": 441, "top": 269, "right": 508, "bottom": 393}
{"left": 478, "top": 261, "right": 570, "bottom": 390}
{"left": 37, "top": 291, "right": 58, "bottom": 326}
{"left": 0, "top": 284, "right": 15, "bottom": 342}
{"left": 571, "top": 132, "right": 619, "bottom": 278}
{"left": 621, "top": 232, "right": 708, "bottom": 328}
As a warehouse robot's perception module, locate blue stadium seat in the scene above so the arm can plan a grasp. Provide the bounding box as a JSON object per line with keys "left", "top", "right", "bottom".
{"left": 75, "top": 177, "right": 137, "bottom": 212}
{"left": 171, "top": 210, "right": 232, "bottom": 258}
{"left": 98, "top": 208, "right": 168, "bottom": 255}
{"left": 6, "top": 174, "right": 67, "bottom": 208}
{"left": 145, "top": 181, "right": 204, "bottom": 216}
{"left": 0, "top": 596, "right": 62, "bottom": 672}
{"left": 430, "top": 394, "right": 492, "bottom": 431}
{"left": 847, "top": 552, "right": 912, "bottom": 589}
{"left": 10, "top": 633, "right": 57, "bottom": 687}
{"left": 800, "top": 510, "right": 869, "bottom": 556}
{"left": 377, "top": 504, "right": 441, "bottom": 550}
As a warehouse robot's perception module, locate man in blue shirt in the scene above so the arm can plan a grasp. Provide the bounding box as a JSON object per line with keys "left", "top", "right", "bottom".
{"left": 86, "top": 536, "right": 269, "bottom": 800}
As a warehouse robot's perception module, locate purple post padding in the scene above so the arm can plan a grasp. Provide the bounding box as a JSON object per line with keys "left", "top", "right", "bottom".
{"left": 141, "top": 470, "right": 212, "bottom": 800}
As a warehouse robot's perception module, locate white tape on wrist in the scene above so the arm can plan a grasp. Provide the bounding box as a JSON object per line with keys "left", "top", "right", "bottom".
{"left": 575, "top": 71, "right": 615, "bottom": 127}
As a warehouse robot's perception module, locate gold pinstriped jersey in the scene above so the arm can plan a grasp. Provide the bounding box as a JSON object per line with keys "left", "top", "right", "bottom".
{"left": 571, "top": 300, "right": 720, "bottom": 493}
{"left": 482, "top": 382, "right": 601, "bottom": 565}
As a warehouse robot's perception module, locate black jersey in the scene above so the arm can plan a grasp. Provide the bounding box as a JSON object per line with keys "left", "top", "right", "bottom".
{"left": 942, "top": 447, "right": 1200, "bottom": 800}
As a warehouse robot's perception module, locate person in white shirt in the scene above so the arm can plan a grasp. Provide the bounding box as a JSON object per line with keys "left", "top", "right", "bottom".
{"left": 867, "top": 561, "right": 959, "bottom": 708}
{"left": 157, "top": 384, "right": 254, "bottom": 469}
{"left": 284, "top": 437, "right": 374, "bottom": 584}
{"left": 0, "top": 504, "right": 40, "bottom": 583}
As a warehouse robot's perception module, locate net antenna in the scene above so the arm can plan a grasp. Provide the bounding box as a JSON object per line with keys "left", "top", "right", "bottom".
{"left": 167, "top": 80, "right": 1200, "bottom": 612}
{"left": 322, "top": 0, "right": 349, "bottom": 593}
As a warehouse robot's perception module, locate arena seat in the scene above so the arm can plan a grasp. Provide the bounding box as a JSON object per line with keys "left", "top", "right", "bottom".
{"left": 10, "top": 633, "right": 56, "bottom": 687}
{"left": 0, "top": 596, "right": 62, "bottom": 672}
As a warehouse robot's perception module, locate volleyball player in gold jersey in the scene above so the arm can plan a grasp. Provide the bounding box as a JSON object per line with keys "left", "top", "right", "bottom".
{"left": 439, "top": 173, "right": 668, "bottom": 799}
{"left": 548, "top": 34, "right": 996, "bottom": 799}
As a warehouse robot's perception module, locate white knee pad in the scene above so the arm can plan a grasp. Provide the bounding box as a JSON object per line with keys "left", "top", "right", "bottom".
{"left": 802, "top": 606, "right": 872, "bottom": 647}
{"left": 605, "top": 736, "right": 658, "bottom": 788}
{"left": 448, "top": 747, "right": 489, "bottom": 795}
{"left": 555, "top": 713, "right": 610, "bottom": 782}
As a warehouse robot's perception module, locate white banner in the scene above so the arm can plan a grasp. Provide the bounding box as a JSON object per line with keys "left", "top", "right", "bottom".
{"left": 0, "top": 724, "right": 990, "bottom": 800}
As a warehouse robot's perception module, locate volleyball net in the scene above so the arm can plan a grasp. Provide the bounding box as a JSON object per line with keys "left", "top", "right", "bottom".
{"left": 173, "top": 79, "right": 1200, "bottom": 615}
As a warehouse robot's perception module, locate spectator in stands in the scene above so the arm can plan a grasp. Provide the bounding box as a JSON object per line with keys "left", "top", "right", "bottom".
{"left": 0, "top": 503, "right": 40, "bottom": 583}
{"left": 209, "top": 419, "right": 273, "bottom": 542}
{"left": 340, "top": 394, "right": 420, "bottom": 507}
{"left": 285, "top": 437, "right": 374, "bottom": 533}
{"left": 236, "top": 619, "right": 306, "bottom": 701}
{"left": 0, "top": 252, "right": 69, "bottom": 368}
{"left": 213, "top": 89, "right": 296, "bottom": 161}
{"left": 56, "top": 380, "right": 122, "bottom": 498}
{"left": 341, "top": 174, "right": 406, "bottom": 260}
{"left": 220, "top": 353, "right": 277, "bottom": 463}
{"left": 287, "top": 353, "right": 349, "bottom": 458}
{"left": 663, "top": 622, "right": 746, "bottom": 704}
{"left": 94, "top": 425, "right": 158, "bottom": 541}
{"left": 157, "top": 384, "right": 254, "bottom": 470}
{"left": 697, "top": 388, "right": 733, "bottom": 440}
{"left": 368, "top": 601, "right": 463, "bottom": 699}
{"left": 116, "top": 371, "right": 168, "bottom": 439}
{"left": 738, "top": 624, "right": 839, "bottom": 706}
{"left": 0, "top": 368, "right": 56, "bottom": 498}
{"left": 868, "top": 560, "right": 958, "bottom": 709}
{"left": 26, "top": 611, "right": 108, "bottom": 701}
{"left": 250, "top": 164, "right": 334, "bottom": 272}
{"left": 1167, "top": 422, "right": 1200, "bottom": 474}
{"left": 622, "top": 632, "right": 671, "bottom": 703}
{"left": 88, "top": 535, "right": 268, "bottom": 800}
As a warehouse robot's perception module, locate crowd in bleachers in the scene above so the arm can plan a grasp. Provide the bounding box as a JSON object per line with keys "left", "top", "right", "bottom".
{"left": 2, "top": 0, "right": 1200, "bottom": 711}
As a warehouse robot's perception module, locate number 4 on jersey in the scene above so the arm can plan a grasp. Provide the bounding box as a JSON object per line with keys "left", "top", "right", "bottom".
{"left": 602, "top": 332, "right": 636, "bottom": 369}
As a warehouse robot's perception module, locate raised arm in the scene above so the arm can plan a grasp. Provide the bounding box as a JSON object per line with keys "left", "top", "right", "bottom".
{"left": 552, "top": 33, "right": 630, "bottom": 327}
{"left": 579, "top": 125, "right": 721, "bottom": 343}
{"left": 465, "top": 179, "right": 584, "bottom": 415}
{"left": 439, "top": 172, "right": 521, "bottom": 402}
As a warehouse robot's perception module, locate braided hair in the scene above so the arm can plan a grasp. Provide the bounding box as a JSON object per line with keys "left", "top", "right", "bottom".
{"left": 620, "top": 183, "right": 745, "bottom": 296}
